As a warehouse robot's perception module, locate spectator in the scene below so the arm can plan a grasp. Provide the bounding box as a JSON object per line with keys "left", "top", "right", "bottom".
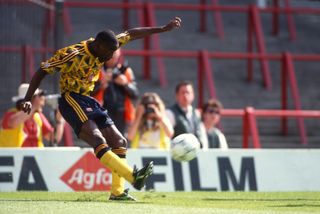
{"left": 0, "top": 83, "right": 64, "bottom": 147}
{"left": 201, "top": 99, "right": 228, "bottom": 149}
{"left": 127, "top": 92, "right": 173, "bottom": 149}
{"left": 103, "top": 48, "right": 139, "bottom": 136}
{"left": 166, "top": 80, "right": 208, "bottom": 149}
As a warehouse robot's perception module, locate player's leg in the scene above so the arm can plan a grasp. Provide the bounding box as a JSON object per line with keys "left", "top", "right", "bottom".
{"left": 58, "top": 93, "right": 135, "bottom": 185}
{"left": 94, "top": 124, "right": 153, "bottom": 191}
{"left": 59, "top": 93, "right": 153, "bottom": 191}
{"left": 79, "top": 120, "right": 135, "bottom": 183}
{"left": 93, "top": 101, "right": 153, "bottom": 192}
{"left": 99, "top": 125, "right": 153, "bottom": 192}
{"left": 100, "top": 125, "right": 133, "bottom": 200}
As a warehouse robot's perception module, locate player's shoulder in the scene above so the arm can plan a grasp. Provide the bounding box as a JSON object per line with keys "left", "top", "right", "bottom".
{"left": 59, "top": 41, "right": 86, "bottom": 55}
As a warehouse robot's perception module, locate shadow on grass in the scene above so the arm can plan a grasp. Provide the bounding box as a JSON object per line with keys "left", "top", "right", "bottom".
{"left": 203, "top": 198, "right": 320, "bottom": 202}
{"left": 0, "top": 198, "right": 151, "bottom": 204}
{"left": 270, "top": 204, "right": 320, "bottom": 208}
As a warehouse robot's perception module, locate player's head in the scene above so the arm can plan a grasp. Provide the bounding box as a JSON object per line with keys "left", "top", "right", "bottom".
{"left": 93, "top": 29, "right": 119, "bottom": 61}
{"left": 175, "top": 80, "right": 194, "bottom": 108}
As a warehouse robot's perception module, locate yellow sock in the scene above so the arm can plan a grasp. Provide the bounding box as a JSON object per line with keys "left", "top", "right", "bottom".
{"left": 111, "top": 158, "right": 126, "bottom": 196}
{"left": 95, "top": 144, "right": 134, "bottom": 183}
{"left": 111, "top": 147, "right": 127, "bottom": 196}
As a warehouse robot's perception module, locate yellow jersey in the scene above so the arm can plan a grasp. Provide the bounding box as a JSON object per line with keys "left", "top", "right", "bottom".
{"left": 131, "top": 128, "right": 170, "bottom": 150}
{"left": 40, "top": 32, "right": 130, "bottom": 95}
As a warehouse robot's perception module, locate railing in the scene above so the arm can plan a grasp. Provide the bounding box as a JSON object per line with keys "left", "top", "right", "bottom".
{"left": 60, "top": 1, "right": 320, "bottom": 89}
{"left": 87, "top": 49, "right": 320, "bottom": 146}
{"left": 1, "top": 50, "right": 320, "bottom": 148}
{"left": 222, "top": 108, "right": 320, "bottom": 148}
{"left": 2, "top": 0, "right": 320, "bottom": 88}
{"left": 2, "top": 44, "right": 319, "bottom": 145}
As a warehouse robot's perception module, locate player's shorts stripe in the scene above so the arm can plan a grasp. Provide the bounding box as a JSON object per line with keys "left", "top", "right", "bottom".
{"left": 65, "top": 93, "right": 88, "bottom": 122}
{"left": 64, "top": 94, "right": 86, "bottom": 122}
{"left": 67, "top": 94, "right": 88, "bottom": 122}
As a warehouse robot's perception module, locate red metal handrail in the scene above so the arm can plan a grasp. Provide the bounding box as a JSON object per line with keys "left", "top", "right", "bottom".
{"left": 2, "top": 45, "right": 320, "bottom": 145}
{"left": 281, "top": 52, "right": 306, "bottom": 144}
{"left": 4, "top": 1, "right": 320, "bottom": 89}
{"left": 271, "top": 0, "right": 297, "bottom": 41}
{"left": 59, "top": 1, "right": 320, "bottom": 89}
{"left": 221, "top": 108, "right": 320, "bottom": 148}
{"left": 144, "top": 2, "right": 167, "bottom": 86}
{"left": 247, "top": 5, "right": 272, "bottom": 90}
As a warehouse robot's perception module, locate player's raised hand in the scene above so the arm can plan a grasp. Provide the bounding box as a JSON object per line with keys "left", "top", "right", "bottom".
{"left": 20, "top": 101, "right": 32, "bottom": 114}
{"left": 163, "top": 17, "right": 182, "bottom": 31}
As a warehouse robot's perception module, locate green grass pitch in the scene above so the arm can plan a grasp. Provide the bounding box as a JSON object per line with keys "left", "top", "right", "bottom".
{"left": 0, "top": 191, "right": 320, "bottom": 214}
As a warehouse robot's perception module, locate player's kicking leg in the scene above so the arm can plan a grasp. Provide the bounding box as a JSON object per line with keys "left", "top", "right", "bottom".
{"left": 100, "top": 125, "right": 153, "bottom": 201}
{"left": 86, "top": 123, "right": 153, "bottom": 201}
{"left": 59, "top": 94, "right": 153, "bottom": 201}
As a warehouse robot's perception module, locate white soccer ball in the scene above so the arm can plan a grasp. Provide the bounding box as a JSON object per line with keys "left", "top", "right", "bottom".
{"left": 170, "top": 133, "right": 200, "bottom": 162}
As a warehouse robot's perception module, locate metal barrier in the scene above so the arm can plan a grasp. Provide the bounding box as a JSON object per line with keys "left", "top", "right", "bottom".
{"left": 222, "top": 108, "right": 320, "bottom": 148}
{"left": 3, "top": 1, "right": 320, "bottom": 88}
{"left": 118, "top": 49, "right": 320, "bottom": 145}
{"left": 2, "top": 45, "right": 320, "bottom": 145}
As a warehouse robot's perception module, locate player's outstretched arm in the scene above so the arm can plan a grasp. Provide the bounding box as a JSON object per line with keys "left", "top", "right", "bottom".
{"left": 20, "top": 68, "right": 48, "bottom": 114}
{"left": 126, "top": 17, "right": 181, "bottom": 41}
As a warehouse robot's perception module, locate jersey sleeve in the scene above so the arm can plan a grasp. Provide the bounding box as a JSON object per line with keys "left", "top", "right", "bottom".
{"left": 116, "top": 31, "right": 131, "bottom": 47}
{"left": 40, "top": 46, "right": 76, "bottom": 74}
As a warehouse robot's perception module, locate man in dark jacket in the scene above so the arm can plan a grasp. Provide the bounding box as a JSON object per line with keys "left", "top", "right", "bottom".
{"left": 103, "top": 49, "right": 138, "bottom": 136}
{"left": 166, "top": 80, "right": 208, "bottom": 149}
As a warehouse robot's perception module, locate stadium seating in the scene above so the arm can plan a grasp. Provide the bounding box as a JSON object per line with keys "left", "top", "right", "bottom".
{"left": 1, "top": 0, "right": 320, "bottom": 148}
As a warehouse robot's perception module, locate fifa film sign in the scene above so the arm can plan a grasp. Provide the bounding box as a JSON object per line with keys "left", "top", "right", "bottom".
{"left": 0, "top": 148, "right": 320, "bottom": 192}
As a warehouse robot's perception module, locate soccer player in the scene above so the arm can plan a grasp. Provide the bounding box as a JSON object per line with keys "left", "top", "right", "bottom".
{"left": 20, "top": 17, "right": 182, "bottom": 200}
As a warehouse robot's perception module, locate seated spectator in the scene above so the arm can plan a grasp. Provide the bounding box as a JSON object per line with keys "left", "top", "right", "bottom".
{"left": 201, "top": 99, "right": 228, "bottom": 149}
{"left": 127, "top": 92, "right": 173, "bottom": 149}
{"left": 166, "top": 80, "right": 208, "bottom": 149}
{"left": 0, "top": 83, "right": 64, "bottom": 147}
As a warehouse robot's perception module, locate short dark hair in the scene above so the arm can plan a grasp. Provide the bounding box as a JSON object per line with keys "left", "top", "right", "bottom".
{"left": 95, "top": 29, "right": 118, "bottom": 50}
{"left": 175, "top": 80, "right": 193, "bottom": 93}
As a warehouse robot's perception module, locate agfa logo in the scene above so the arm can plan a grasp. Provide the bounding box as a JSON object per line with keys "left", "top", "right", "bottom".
{"left": 60, "top": 152, "right": 112, "bottom": 191}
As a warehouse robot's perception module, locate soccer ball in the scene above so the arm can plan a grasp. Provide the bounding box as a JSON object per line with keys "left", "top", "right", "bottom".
{"left": 170, "top": 133, "right": 200, "bottom": 162}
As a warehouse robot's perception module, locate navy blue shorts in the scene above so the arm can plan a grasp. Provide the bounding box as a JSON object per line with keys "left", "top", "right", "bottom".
{"left": 58, "top": 92, "right": 114, "bottom": 136}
